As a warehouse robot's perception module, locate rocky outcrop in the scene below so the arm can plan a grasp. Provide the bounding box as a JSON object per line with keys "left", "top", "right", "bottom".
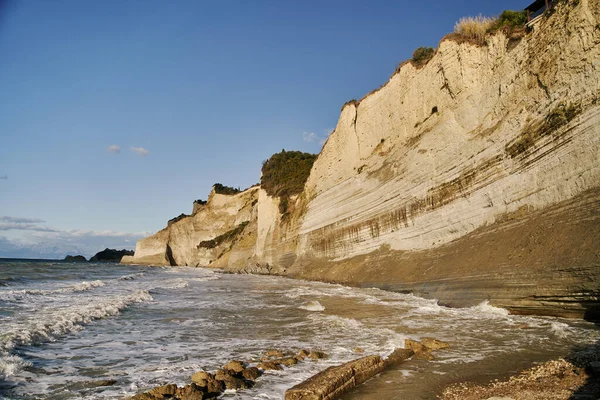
{"left": 63, "top": 255, "right": 87, "bottom": 262}
{"left": 124, "top": 1, "right": 600, "bottom": 319}
{"left": 90, "top": 248, "right": 133, "bottom": 262}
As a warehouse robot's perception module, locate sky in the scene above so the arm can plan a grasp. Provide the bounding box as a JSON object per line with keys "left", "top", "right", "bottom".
{"left": 0, "top": 0, "right": 528, "bottom": 258}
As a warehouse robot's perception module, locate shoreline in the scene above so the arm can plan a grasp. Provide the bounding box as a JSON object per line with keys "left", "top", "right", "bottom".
{"left": 438, "top": 341, "right": 600, "bottom": 400}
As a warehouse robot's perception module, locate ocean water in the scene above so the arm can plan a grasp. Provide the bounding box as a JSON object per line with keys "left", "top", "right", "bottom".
{"left": 0, "top": 259, "right": 598, "bottom": 399}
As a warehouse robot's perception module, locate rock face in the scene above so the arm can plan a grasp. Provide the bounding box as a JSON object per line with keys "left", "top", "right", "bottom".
{"left": 123, "top": 1, "right": 600, "bottom": 320}
{"left": 122, "top": 187, "right": 259, "bottom": 268}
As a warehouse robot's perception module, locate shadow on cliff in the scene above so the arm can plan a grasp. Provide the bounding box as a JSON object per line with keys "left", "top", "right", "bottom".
{"left": 567, "top": 307, "right": 600, "bottom": 399}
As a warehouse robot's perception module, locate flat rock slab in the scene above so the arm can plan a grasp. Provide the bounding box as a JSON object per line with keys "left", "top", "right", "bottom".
{"left": 284, "top": 355, "right": 385, "bottom": 400}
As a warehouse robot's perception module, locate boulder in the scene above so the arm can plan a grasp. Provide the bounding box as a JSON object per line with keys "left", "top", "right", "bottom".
{"left": 265, "top": 349, "right": 284, "bottom": 358}
{"left": 191, "top": 371, "right": 212, "bottom": 383}
{"left": 384, "top": 348, "right": 415, "bottom": 367}
{"left": 223, "top": 360, "right": 246, "bottom": 373}
{"left": 420, "top": 337, "right": 450, "bottom": 350}
{"left": 295, "top": 349, "right": 310, "bottom": 361}
{"left": 149, "top": 384, "right": 178, "bottom": 398}
{"left": 214, "top": 369, "right": 235, "bottom": 381}
{"left": 285, "top": 355, "right": 385, "bottom": 400}
{"left": 273, "top": 357, "right": 298, "bottom": 366}
{"left": 192, "top": 376, "right": 224, "bottom": 395}
{"left": 176, "top": 383, "right": 205, "bottom": 400}
{"left": 308, "top": 351, "right": 327, "bottom": 360}
{"left": 217, "top": 374, "right": 252, "bottom": 390}
{"left": 241, "top": 366, "right": 262, "bottom": 381}
{"left": 405, "top": 339, "right": 428, "bottom": 353}
{"left": 257, "top": 361, "right": 282, "bottom": 371}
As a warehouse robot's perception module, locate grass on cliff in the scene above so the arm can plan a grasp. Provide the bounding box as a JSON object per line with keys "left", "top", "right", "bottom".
{"left": 197, "top": 221, "right": 249, "bottom": 249}
{"left": 452, "top": 10, "right": 527, "bottom": 45}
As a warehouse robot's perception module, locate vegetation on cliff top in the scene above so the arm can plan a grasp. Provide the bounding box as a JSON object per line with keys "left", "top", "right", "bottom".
{"left": 213, "top": 183, "right": 242, "bottom": 196}
{"left": 261, "top": 150, "right": 317, "bottom": 216}
{"left": 452, "top": 10, "right": 527, "bottom": 45}
{"left": 261, "top": 150, "right": 317, "bottom": 198}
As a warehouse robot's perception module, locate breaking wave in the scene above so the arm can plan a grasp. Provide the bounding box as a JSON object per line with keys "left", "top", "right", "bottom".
{"left": 299, "top": 300, "right": 325, "bottom": 311}
{"left": 0, "top": 280, "right": 106, "bottom": 301}
{"left": 0, "top": 289, "right": 152, "bottom": 380}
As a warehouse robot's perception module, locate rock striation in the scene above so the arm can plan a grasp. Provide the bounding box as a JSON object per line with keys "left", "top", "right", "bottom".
{"left": 123, "top": 1, "right": 600, "bottom": 320}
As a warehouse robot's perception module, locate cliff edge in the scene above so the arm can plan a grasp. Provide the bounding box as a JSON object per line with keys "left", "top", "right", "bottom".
{"left": 123, "top": 0, "right": 600, "bottom": 320}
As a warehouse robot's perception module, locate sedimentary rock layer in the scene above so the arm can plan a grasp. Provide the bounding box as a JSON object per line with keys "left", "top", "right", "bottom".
{"left": 123, "top": 0, "right": 600, "bottom": 319}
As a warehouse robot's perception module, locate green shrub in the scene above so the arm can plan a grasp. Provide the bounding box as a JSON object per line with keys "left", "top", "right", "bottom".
{"left": 213, "top": 183, "right": 241, "bottom": 195}
{"left": 492, "top": 10, "right": 527, "bottom": 30}
{"left": 261, "top": 150, "right": 317, "bottom": 198}
{"left": 412, "top": 47, "right": 435, "bottom": 66}
{"left": 194, "top": 199, "right": 207, "bottom": 205}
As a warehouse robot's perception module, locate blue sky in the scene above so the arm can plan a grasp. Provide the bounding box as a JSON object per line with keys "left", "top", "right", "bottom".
{"left": 0, "top": 0, "right": 527, "bottom": 258}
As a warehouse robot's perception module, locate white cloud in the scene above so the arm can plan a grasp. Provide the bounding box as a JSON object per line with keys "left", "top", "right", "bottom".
{"left": 302, "top": 132, "right": 318, "bottom": 142}
{"left": 130, "top": 146, "right": 150, "bottom": 156}
{"left": 0, "top": 216, "right": 45, "bottom": 224}
{"left": 302, "top": 128, "right": 334, "bottom": 146}
{"left": 0, "top": 216, "right": 56, "bottom": 232}
{"left": 107, "top": 145, "right": 121, "bottom": 154}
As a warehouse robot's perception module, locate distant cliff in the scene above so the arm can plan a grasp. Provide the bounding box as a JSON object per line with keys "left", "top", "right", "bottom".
{"left": 91, "top": 248, "right": 134, "bottom": 262}
{"left": 123, "top": 0, "right": 600, "bottom": 320}
{"left": 64, "top": 255, "right": 87, "bottom": 262}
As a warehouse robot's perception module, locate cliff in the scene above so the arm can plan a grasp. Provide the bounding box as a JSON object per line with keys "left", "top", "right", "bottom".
{"left": 123, "top": 0, "right": 600, "bottom": 320}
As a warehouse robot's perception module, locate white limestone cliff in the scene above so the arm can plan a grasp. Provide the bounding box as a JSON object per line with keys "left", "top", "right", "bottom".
{"left": 124, "top": 0, "right": 600, "bottom": 319}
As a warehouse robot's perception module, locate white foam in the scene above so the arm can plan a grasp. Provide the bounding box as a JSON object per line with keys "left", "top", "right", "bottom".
{"left": 469, "top": 300, "right": 510, "bottom": 317}
{"left": 120, "top": 272, "right": 145, "bottom": 280}
{"left": 299, "top": 301, "right": 325, "bottom": 311}
{"left": 0, "top": 280, "right": 106, "bottom": 300}
{"left": 0, "top": 290, "right": 152, "bottom": 352}
{"left": 0, "top": 352, "right": 32, "bottom": 380}
{"left": 550, "top": 321, "right": 570, "bottom": 338}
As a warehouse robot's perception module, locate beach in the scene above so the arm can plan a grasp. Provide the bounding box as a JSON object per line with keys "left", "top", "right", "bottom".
{"left": 1, "top": 259, "right": 598, "bottom": 399}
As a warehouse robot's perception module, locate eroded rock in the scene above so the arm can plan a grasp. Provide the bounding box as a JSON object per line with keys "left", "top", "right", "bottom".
{"left": 223, "top": 360, "right": 246, "bottom": 373}
{"left": 420, "top": 337, "right": 450, "bottom": 350}
{"left": 284, "top": 355, "right": 385, "bottom": 400}
{"left": 176, "top": 383, "right": 205, "bottom": 400}
{"left": 257, "top": 361, "right": 282, "bottom": 371}
{"left": 385, "top": 348, "right": 415, "bottom": 367}
{"left": 241, "top": 366, "right": 262, "bottom": 381}
{"left": 149, "top": 384, "right": 178, "bottom": 398}
{"left": 308, "top": 351, "right": 327, "bottom": 360}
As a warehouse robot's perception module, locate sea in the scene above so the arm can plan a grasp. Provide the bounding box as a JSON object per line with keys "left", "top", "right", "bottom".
{"left": 0, "top": 259, "right": 598, "bottom": 400}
